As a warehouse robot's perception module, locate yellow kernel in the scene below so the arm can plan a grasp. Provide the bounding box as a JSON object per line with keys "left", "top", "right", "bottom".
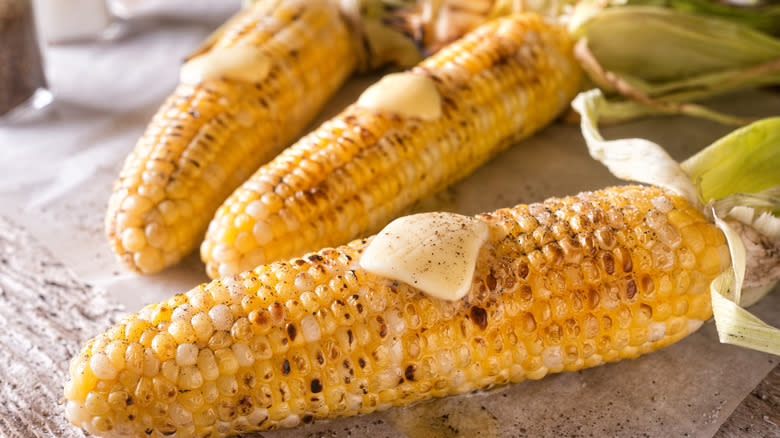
{"left": 134, "top": 246, "right": 163, "bottom": 273}
{"left": 179, "top": 366, "right": 204, "bottom": 390}
{"left": 152, "top": 332, "right": 177, "bottom": 361}
{"left": 121, "top": 228, "right": 146, "bottom": 252}
{"left": 194, "top": 350, "right": 218, "bottom": 382}
{"left": 169, "top": 320, "right": 197, "bottom": 344}
{"left": 215, "top": 349, "right": 240, "bottom": 375}
{"left": 145, "top": 222, "right": 168, "bottom": 249}
{"left": 191, "top": 312, "right": 215, "bottom": 342}
{"left": 84, "top": 392, "right": 110, "bottom": 416}
{"left": 680, "top": 225, "right": 705, "bottom": 253}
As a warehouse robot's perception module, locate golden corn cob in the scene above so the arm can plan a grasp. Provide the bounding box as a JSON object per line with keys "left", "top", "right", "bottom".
{"left": 201, "top": 12, "right": 583, "bottom": 278}
{"left": 105, "top": 0, "right": 358, "bottom": 273}
{"left": 65, "top": 185, "right": 729, "bottom": 437}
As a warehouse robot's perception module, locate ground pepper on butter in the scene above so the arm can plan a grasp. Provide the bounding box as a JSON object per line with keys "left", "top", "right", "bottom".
{"left": 0, "top": 0, "right": 46, "bottom": 116}
{"left": 360, "top": 212, "right": 489, "bottom": 301}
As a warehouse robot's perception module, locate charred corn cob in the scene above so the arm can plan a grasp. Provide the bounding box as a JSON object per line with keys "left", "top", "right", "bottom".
{"left": 106, "top": 0, "right": 520, "bottom": 275}
{"left": 65, "top": 185, "right": 729, "bottom": 437}
{"left": 201, "top": 12, "right": 582, "bottom": 278}
{"left": 105, "top": 0, "right": 358, "bottom": 274}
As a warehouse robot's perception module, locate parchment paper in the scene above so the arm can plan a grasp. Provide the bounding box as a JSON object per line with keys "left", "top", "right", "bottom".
{"left": 0, "top": 14, "right": 778, "bottom": 438}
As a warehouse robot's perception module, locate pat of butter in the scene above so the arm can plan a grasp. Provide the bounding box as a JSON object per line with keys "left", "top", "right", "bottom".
{"left": 180, "top": 47, "right": 271, "bottom": 85}
{"left": 360, "top": 213, "right": 489, "bottom": 301}
{"left": 356, "top": 72, "right": 442, "bottom": 120}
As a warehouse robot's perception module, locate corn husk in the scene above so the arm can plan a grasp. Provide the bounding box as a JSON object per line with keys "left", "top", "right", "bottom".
{"left": 570, "top": 5, "right": 780, "bottom": 124}
{"left": 573, "top": 89, "right": 780, "bottom": 355}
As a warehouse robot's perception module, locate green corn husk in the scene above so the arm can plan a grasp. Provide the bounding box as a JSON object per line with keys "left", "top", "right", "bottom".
{"left": 570, "top": 5, "right": 780, "bottom": 124}
{"left": 682, "top": 117, "right": 780, "bottom": 205}
{"left": 573, "top": 89, "right": 780, "bottom": 355}
{"left": 625, "top": 0, "right": 780, "bottom": 36}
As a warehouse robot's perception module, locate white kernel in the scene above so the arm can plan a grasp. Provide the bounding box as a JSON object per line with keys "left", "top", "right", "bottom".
{"left": 252, "top": 220, "right": 274, "bottom": 245}
{"left": 385, "top": 309, "right": 406, "bottom": 334}
{"left": 294, "top": 272, "right": 314, "bottom": 291}
{"left": 300, "top": 314, "right": 321, "bottom": 342}
{"left": 231, "top": 343, "right": 255, "bottom": 367}
{"left": 651, "top": 196, "right": 674, "bottom": 213}
{"left": 209, "top": 304, "right": 234, "bottom": 331}
{"left": 245, "top": 199, "right": 270, "bottom": 220}
{"left": 199, "top": 349, "right": 219, "bottom": 381}
{"left": 89, "top": 352, "right": 117, "bottom": 380}
{"left": 212, "top": 243, "right": 239, "bottom": 263}
{"left": 176, "top": 344, "right": 199, "bottom": 367}
{"left": 687, "top": 319, "right": 703, "bottom": 334}
{"left": 121, "top": 228, "right": 146, "bottom": 252}
{"left": 218, "top": 261, "right": 240, "bottom": 278}
{"left": 65, "top": 401, "right": 91, "bottom": 426}
{"left": 247, "top": 408, "right": 269, "bottom": 426}
{"left": 172, "top": 304, "right": 196, "bottom": 323}
{"left": 279, "top": 414, "right": 301, "bottom": 429}
{"left": 191, "top": 312, "right": 215, "bottom": 341}
{"left": 169, "top": 403, "right": 194, "bottom": 427}
{"left": 179, "top": 366, "right": 204, "bottom": 389}
{"left": 541, "top": 347, "right": 563, "bottom": 369}
{"left": 648, "top": 322, "right": 666, "bottom": 342}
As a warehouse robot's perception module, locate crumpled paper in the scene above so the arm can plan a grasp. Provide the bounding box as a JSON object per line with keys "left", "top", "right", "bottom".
{"left": 0, "top": 11, "right": 778, "bottom": 437}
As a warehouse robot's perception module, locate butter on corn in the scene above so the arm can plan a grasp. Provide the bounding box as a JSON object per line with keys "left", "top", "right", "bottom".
{"left": 202, "top": 12, "right": 583, "bottom": 278}
{"left": 179, "top": 47, "right": 271, "bottom": 85}
{"left": 356, "top": 72, "right": 443, "bottom": 121}
{"left": 66, "top": 185, "right": 729, "bottom": 437}
{"left": 360, "top": 212, "right": 489, "bottom": 301}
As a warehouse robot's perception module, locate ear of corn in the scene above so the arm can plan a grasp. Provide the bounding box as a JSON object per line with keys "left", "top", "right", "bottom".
{"left": 105, "top": 0, "right": 358, "bottom": 274}
{"left": 201, "top": 12, "right": 583, "bottom": 278}
{"left": 65, "top": 185, "right": 729, "bottom": 437}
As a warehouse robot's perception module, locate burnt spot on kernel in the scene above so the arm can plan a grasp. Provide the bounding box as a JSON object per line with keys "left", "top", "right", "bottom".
{"left": 286, "top": 323, "right": 297, "bottom": 341}
{"left": 405, "top": 365, "right": 416, "bottom": 381}
{"left": 310, "top": 379, "right": 323, "bottom": 393}
{"left": 469, "top": 306, "right": 488, "bottom": 330}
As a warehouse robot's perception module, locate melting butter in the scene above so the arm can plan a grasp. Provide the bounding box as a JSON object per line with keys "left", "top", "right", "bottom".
{"left": 356, "top": 72, "right": 442, "bottom": 120}
{"left": 360, "top": 212, "right": 489, "bottom": 301}
{"left": 180, "top": 47, "right": 271, "bottom": 85}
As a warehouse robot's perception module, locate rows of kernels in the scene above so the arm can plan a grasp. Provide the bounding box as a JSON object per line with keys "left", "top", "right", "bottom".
{"left": 202, "top": 13, "right": 583, "bottom": 278}
{"left": 69, "top": 185, "right": 726, "bottom": 437}
{"left": 106, "top": 0, "right": 357, "bottom": 274}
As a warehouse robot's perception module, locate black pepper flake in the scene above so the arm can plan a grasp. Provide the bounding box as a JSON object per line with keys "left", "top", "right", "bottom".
{"left": 282, "top": 360, "right": 291, "bottom": 375}
{"left": 358, "top": 358, "right": 366, "bottom": 368}
{"left": 310, "top": 379, "right": 323, "bottom": 393}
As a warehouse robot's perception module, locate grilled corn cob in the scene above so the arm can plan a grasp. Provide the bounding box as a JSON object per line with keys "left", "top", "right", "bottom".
{"left": 105, "top": 0, "right": 358, "bottom": 274}
{"left": 201, "top": 12, "right": 582, "bottom": 278}
{"left": 65, "top": 185, "right": 729, "bottom": 437}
